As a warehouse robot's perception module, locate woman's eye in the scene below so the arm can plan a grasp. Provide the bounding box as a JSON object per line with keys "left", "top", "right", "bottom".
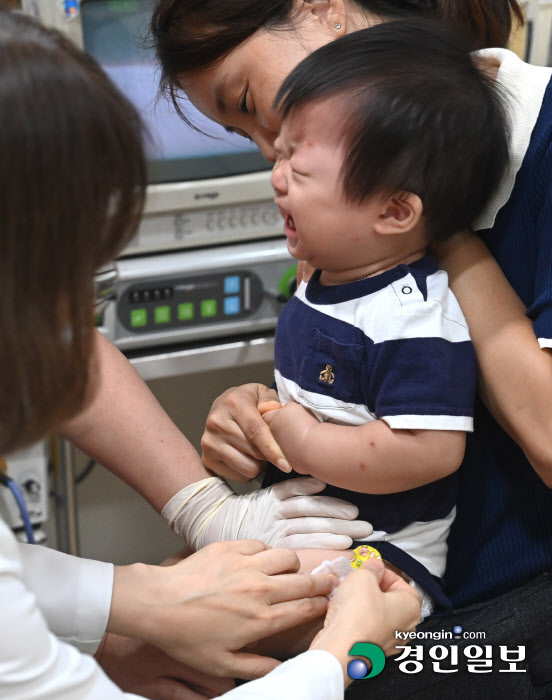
{"left": 225, "top": 126, "right": 252, "bottom": 141}
{"left": 238, "top": 88, "right": 249, "bottom": 114}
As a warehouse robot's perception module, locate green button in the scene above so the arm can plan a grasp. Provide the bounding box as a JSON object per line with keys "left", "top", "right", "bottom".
{"left": 178, "top": 302, "right": 194, "bottom": 321}
{"left": 201, "top": 299, "right": 217, "bottom": 318}
{"left": 154, "top": 305, "right": 171, "bottom": 324}
{"left": 130, "top": 308, "right": 147, "bottom": 327}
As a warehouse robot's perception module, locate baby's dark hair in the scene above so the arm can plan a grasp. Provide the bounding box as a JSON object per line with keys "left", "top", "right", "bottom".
{"left": 276, "top": 19, "right": 510, "bottom": 240}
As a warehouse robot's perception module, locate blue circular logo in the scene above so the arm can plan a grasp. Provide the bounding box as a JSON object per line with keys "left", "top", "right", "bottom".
{"left": 453, "top": 625, "right": 462, "bottom": 634}
{"left": 347, "top": 659, "right": 369, "bottom": 680}
{"left": 347, "top": 643, "right": 386, "bottom": 679}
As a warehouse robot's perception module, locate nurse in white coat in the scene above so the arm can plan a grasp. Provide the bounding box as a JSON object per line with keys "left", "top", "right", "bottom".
{"left": 0, "top": 9, "right": 420, "bottom": 699}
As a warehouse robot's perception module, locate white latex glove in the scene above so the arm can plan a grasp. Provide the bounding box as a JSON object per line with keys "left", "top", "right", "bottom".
{"left": 162, "top": 476, "right": 373, "bottom": 550}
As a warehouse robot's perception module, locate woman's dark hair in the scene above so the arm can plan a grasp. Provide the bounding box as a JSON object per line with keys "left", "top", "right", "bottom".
{"left": 0, "top": 10, "right": 146, "bottom": 454}
{"left": 150, "top": 0, "right": 523, "bottom": 118}
{"left": 276, "top": 20, "right": 509, "bottom": 240}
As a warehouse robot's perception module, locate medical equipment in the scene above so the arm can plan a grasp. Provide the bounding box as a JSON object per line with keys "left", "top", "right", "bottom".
{"left": 0, "top": 474, "right": 35, "bottom": 543}
{"left": 24, "top": 0, "right": 293, "bottom": 355}
{"left": 100, "top": 239, "right": 295, "bottom": 350}
{"left": 22, "top": 0, "right": 281, "bottom": 258}
{"left": 0, "top": 443, "right": 49, "bottom": 542}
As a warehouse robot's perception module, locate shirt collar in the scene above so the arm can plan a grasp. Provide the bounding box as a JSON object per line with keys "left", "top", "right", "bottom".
{"left": 473, "top": 48, "right": 552, "bottom": 231}
{"left": 304, "top": 254, "right": 439, "bottom": 305}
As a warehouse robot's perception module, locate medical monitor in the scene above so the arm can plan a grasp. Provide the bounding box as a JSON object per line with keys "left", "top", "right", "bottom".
{"left": 22, "top": 0, "right": 282, "bottom": 255}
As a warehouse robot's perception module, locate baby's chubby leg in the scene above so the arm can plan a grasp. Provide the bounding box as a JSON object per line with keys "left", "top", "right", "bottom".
{"left": 296, "top": 548, "right": 353, "bottom": 574}
{"left": 246, "top": 547, "right": 406, "bottom": 661}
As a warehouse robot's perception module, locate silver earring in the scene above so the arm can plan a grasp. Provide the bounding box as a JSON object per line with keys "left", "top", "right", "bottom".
{"left": 334, "top": 23, "right": 342, "bottom": 29}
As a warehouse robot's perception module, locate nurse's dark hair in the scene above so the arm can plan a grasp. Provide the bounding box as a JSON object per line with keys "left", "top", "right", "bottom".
{"left": 150, "top": 0, "right": 523, "bottom": 119}
{"left": 0, "top": 9, "right": 146, "bottom": 454}
{"left": 276, "top": 19, "right": 509, "bottom": 240}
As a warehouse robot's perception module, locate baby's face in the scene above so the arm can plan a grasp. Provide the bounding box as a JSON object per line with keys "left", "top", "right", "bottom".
{"left": 271, "top": 99, "right": 389, "bottom": 284}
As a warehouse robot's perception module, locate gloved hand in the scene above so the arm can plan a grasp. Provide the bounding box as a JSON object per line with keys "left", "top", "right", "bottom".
{"left": 162, "top": 476, "right": 373, "bottom": 550}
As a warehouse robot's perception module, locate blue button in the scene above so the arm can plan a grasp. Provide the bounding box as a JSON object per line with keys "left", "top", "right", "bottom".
{"left": 224, "top": 275, "right": 241, "bottom": 295}
{"left": 224, "top": 296, "right": 241, "bottom": 315}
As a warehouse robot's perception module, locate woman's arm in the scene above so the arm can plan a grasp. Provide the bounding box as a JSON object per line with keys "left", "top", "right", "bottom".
{"left": 62, "top": 334, "right": 372, "bottom": 550}
{"left": 437, "top": 231, "right": 552, "bottom": 487}
{"left": 108, "top": 540, "right": 335, "bottom": 680}
{"left": 18, "top": 541, "right": 234, "bottom": 699}
{"left": 102, "top": 552, "right": 422, "bottom": 700}
{"left": 3, "top": 518, "right": 341, "bottom": 699}
{"left": 6, "top": 532, "right": 418, "bottom": 700}
{"left": 1, "top": 518, "right": 141, "bottom": 699}
{"left": 59, "top": 331, "right": 210, "bottom": 513}
{"left": 263, "top": 404, "right": 465, "bottom": 493}
{"left": 95, "top": 634, "right": 235, "bottom": 699}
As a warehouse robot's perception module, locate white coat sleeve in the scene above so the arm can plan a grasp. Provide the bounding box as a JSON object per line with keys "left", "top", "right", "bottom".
{"left": 17, "top": 541, "right": 114, "bottom": 655}
{"left": 0, "top": 518, "right": 142, "bottom": 699}
{"left": 1, "top": 518, "right": 344, "bottom": 700}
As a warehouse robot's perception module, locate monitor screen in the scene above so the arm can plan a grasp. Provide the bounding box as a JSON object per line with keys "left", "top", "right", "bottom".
{"left": 81, "top": 0, "right": 270, "bottom": 184}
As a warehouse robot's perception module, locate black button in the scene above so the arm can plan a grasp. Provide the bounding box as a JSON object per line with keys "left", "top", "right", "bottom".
{"left": 153, "top": 288, "right": 162, "bottom": 301}
{"left": 162, "top": 287, "right": 173, "bottom": 299}
{"left": 142, "top": 290, "right": 151, "bottom": 302}
{"left": 130, "top": 290, "right": 140, "bottom": 304}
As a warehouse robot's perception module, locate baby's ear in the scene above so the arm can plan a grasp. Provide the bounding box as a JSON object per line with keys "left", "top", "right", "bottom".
{"left": 373, "top": 192, "right": 423, "bottom": 235}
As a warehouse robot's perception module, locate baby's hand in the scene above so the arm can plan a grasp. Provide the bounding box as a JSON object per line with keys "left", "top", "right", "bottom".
{"left": 262, "top": 402, "right": 318, "bottom": 474}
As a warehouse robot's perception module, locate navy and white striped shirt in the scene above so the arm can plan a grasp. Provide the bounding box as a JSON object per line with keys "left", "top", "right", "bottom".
{"left": 269, "top": 254, "right": 477, "bottom": 587}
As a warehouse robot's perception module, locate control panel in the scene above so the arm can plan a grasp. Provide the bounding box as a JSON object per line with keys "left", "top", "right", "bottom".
{"left": 101, "top": 238, "right": 296, "bottom": 351}
{"left": 121, "top": 271, "right": 262, "bottom": 334}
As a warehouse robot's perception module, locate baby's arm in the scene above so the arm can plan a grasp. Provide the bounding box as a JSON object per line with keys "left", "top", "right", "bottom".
{"left": 263, "top": 403, "right": 465, "bottom": 494}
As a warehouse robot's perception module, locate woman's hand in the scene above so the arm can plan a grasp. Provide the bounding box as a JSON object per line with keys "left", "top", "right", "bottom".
{"left": 310, "top": 559, "right": 421, "bottom": 686}
{"left": 197, "top": 391, "right": 373, "bottom": 549}
{"left": 98, "top": 549, "right": 234, "bottom": 699}
{"left": 109, "top": 540, "right": 338, "bottom": 681}
{"left": 201, "top": 383, "right": 287, "bottom": 482}
{"left": 96, "top": 634, "right": 235, "bottom": 699}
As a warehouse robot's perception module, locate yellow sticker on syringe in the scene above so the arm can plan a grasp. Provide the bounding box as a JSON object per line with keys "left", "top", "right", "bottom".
{"left": 349, "top": 545, "right": 382, "bottom": 569}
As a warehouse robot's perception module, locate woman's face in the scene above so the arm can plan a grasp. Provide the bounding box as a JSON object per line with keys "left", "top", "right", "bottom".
{"left": 180, "top": 11, "right": 355, "bottom": 161}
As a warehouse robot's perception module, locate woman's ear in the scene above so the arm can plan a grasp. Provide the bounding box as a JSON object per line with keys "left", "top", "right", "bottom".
{"left": 301, "top": 0, "right": 347, "bottom": 36}
{"left": 373, "top": 192, "right": 424, "bottom": 235}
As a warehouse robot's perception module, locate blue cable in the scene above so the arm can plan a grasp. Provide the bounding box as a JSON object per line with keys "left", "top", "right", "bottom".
{"left": 1, "top": 476, "right": 35, "bottom": 544}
